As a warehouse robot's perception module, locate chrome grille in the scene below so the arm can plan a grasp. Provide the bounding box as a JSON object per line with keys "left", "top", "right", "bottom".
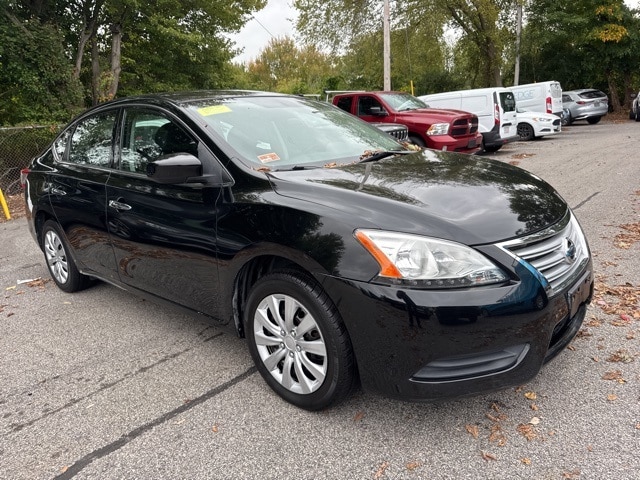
{"left": 498, "top": 212, "right": 590, "bottom": 296}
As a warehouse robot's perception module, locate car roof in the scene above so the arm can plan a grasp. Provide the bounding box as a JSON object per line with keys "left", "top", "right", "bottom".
{"left": 564, "top": 89, "right": 605, "bottom": 95}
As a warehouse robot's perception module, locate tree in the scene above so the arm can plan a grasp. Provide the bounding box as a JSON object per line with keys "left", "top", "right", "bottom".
{"left": 245, "top": 36, "right": 338, "bottom": 94}
{"left": 526, "top": 0, "right": 640, "bottom": 110}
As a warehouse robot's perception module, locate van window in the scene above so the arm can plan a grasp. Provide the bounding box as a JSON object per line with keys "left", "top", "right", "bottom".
{"left": 499, "top": 92, "right": 516, "bottom": 112}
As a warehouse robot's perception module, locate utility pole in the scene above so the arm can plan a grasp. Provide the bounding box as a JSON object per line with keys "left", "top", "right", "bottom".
{"left": 514, "top": 1, "right": 522, "bottom": 86}
{"left": 383, "top": 0, "right": 391, "bottom": 90}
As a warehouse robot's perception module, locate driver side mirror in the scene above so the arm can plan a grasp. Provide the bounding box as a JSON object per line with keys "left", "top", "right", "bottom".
{"left": 369, "top": 106, "right": 388, "bottom": 116}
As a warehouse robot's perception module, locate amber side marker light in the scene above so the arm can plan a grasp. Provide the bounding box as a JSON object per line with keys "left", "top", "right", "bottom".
{"left": 354, "top": 230, "right": 403, "bottom": 278}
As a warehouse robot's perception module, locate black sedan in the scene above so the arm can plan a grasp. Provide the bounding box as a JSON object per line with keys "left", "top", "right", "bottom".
{"left": 21, "top": 91, "right": 593, "bottom": 410}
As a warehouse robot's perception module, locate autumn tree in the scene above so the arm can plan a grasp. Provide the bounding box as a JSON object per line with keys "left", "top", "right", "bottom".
{"left": 525, "top": 0, "right": 640, "bottom": 110}
{"left": 245, "top": 36, "right": 338, "bottom": 94}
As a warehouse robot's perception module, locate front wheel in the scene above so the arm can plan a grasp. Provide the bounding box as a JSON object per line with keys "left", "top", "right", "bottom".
{"left": 244, "top": 271, "right": 357, "bottom": 410}
{"left": 517, "top": 123, "right": 535, "bottom": 141}
{"left": 408, "top": 135, "right": 426, "bottom": 148}
{"left": 41, "top": 220, "right": 91, "bottom": 293}
{"left": 587, "top": 116, "right": 601, "bottom": 124}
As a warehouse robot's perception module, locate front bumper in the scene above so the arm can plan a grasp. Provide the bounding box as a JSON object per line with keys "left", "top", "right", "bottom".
{"left": 427, "top": 133, "right": 482, "bottom": 154}
{"left": 320, "top": 260, "right": 592, "bottom": 402}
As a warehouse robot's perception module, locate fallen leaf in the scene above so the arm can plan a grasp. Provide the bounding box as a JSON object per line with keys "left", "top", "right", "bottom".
{"left": 489, "top": 424, "right": 507, "bottom": 446}
{"left": 530, "top": 403, "right": 539, "bottom": 411}
{"left": 211, "top": 424, "right": 218, "bottom": 433}
{"left": 465, "top": 424, "right": 479, "bottom": 438}
{"left": 5, "top": 285, "right": 16, "bottom": 290}
{"left": 60, "top": 466, "right": 69, "bottom": 473}
{"left": 521, "top": 458, "right": 532, "bottom": 465}
{"left": 562, "top": 468, "right": 581, "bottom": 479}
{"left": 524, "top": 391, "right": 537, "bottom": 400}
{"left": 406, "top": 461, "right": 421, "bottom": 471}
{"left": 529, "top": 417, "right": 540, "bottom": 425}
{"left": 607, "top": 394, "right": 617, "bottom": 402}
{"left": 481, "top": 451, "right": 497, "bottom": 461}
{"left": 354, "top": 411, "right": 365, "bottom": 422}
{"left": 607, "top": 349, "right": 634, "bottom": 364}
{"left": 602, "top": 370, "right": 623, "bottom": 381}
{"left": 373, "top": 461, "right": 390, "bottom": 479}
{"left": 517, "top": 423, "right": 537, "bottom": 441}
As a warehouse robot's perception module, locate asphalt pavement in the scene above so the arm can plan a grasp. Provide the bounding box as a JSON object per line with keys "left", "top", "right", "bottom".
{"left": 1, "top": 119, "right": 638, "bottom": 479}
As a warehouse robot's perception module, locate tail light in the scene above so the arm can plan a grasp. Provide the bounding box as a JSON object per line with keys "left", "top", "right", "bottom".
{"left": 494, "top": 103, "right": 500, "bottom": 126}
{"left": 545, "top": 96, "right": 552, "bottom": 114}
{"left": 576, "top": 101, "right": 586, "bottom": 105}
{"left": 20, "top": 168, "right": 30, "bottom": 188}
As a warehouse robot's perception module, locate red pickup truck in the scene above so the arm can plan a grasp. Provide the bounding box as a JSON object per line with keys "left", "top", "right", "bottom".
{"left": 332, "top": 91, "right": 482, "bottom": 154}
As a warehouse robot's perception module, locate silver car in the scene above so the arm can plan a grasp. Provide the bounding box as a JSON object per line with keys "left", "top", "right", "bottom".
{"left": 562, "top": 89, "right": 608, "bottom": 125}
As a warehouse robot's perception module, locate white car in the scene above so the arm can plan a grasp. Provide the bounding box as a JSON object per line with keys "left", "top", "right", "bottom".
{"left": 516, "top": 108, "right": 561, "bottom": 141}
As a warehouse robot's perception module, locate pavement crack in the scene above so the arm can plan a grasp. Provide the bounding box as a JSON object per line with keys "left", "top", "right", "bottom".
{"left": 2, "top": 332, "right": 224, "bottom": 436}
{"left": 53, "top": 366, "right": 257, "bottom": 480}
{"left": 573, "top": 191, "right": 600, "bottom": 210}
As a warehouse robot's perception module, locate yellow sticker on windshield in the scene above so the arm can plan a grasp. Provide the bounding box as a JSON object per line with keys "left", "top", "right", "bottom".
{"left": 198, "top": 105, "right": 231, "bottom": 116}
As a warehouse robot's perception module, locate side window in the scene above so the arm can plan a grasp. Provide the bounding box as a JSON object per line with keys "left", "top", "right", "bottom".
{"left": 120, "top": 109, "right": 198, "bottom": 174}
{"left": 562, "top": 94, "right": 571, "bottom": 103}
{"left": 335, "top": 96, "right": 352, "bottom": 113}
{"left": 68, "top": 111, "right": 116, "bottom": 167}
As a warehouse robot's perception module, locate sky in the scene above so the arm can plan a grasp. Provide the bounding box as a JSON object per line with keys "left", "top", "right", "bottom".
{"left": 231, "top": 0, "right": 640, "bottom": 65}
{"left": 231, "top": 0, "right": 298, "bottom": 65}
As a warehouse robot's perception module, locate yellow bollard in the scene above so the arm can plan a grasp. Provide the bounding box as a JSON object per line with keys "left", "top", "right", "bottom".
{"left": 0, "top": 187, "right": 11, "bottom": 220}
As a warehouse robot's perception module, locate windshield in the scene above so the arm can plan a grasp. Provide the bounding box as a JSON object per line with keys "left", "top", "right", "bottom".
{"left": 378, "top": 93, "right": 428, "bottom": 111}
{"left": 188, "top": 96, "right": 404, "bottom": 170}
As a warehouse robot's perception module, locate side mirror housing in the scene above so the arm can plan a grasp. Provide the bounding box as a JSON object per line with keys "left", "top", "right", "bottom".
{"left": 147, "top": 153, "right": 202, "bottom": 184}
{"left": 369, "top": 106, "right": 388, "bottom": 116}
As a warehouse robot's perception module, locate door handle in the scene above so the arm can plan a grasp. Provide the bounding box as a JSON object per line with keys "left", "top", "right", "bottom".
{"left": 50, "top": 187, "right": 66, "bottom": 195}
{"left": 108, "top": 199, "right": 132, "bottom": 211}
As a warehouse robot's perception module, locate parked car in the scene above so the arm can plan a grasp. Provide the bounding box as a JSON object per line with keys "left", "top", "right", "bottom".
{"left": 629, "top": 91, "right": 640, "bottom": 121}
{"left": 332, "top": 91, "right": 483, "bottom": 153}
{"left": 516, "top": 108, "right": 562, "bottom": 140}
{"left": 562, "top": 89, "right": 608, "bottom": 125}
{"left": 418, "top": 87, "right": 518, "bottom": 153}
{"left": 21, "top": 91, "right": 593, "bottom": 411}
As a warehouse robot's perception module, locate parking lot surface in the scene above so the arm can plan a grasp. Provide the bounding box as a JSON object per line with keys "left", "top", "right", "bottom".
{"left": 1, "top": 120, "right": 638, "bottom": 479}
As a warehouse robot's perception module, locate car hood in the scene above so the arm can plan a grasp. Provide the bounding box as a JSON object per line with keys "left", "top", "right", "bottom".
{"left": 266, "top": 149, "right": 567, "bottom": 246}
{"left": 396, "top": 107, "right": 472, "bottom": 119}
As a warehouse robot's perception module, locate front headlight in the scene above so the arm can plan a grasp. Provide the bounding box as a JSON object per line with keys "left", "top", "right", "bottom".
{"left": 426, "top": 123, "right": 450, "bottom": 136}
{"left": 532, "top": 117, "right": 552, "bottom": 123}
{"left": 355, "top": 229, "right": 508, "bottom": 288}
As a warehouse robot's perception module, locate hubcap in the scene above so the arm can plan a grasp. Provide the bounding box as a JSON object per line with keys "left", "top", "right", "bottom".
{"left": 253, "top": 293, "right": 327, "bottom": 395}
{"left": 44, "top": 230, "right": 69, "bottom": 284}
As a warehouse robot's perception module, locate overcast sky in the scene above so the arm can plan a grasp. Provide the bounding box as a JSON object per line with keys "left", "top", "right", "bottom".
{"left": 230, "top": 0, "right": 640, "bottom": 65}
{"left": 231, "top": 0, "right": 298, "bottom": 64}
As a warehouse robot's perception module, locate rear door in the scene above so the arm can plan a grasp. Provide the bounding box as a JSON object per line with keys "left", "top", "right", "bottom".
{"left": 105, "top": 107, "right": 224, "bottom": 316}
{"left": 48, "top": 109, "right": 119, "bottom": 282}
{"left": 496, "top": 90, "right": 518, "bottom": 141}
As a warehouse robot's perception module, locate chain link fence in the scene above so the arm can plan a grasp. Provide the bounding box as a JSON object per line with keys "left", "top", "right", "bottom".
{"left": 0, "top": 126, "right": 60, "bottom": 195}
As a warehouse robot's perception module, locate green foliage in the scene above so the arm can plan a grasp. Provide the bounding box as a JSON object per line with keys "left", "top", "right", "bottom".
{"left": 0, "top": 14, "right": 83, "bottom": 125}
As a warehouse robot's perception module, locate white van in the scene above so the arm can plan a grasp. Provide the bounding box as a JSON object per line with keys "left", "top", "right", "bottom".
{"left": 509, "top": 81, "right": 563, "bottom": 117}
{"left": 418, "top": 87, "right": 518, "bottom": 152}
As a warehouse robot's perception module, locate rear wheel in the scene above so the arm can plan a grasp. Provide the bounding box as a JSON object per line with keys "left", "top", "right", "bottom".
{"left": 244, "top": 271, "right": 357, "bottom": 410}
{"left": 517, "top": 123, "right": 535, "bottom": 141}
{"left": 635, "top": 110, "right": 640, "bottom": 122}
{"left": 587, "top": 116, "right": 601, "bottom": 124}
{"left": 41, "top": 220, "right": 91, "bottom": 293}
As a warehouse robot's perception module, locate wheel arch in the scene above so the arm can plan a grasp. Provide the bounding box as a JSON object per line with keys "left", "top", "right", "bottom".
{"left": 230, "top": 251, "right": 329, "bottom": 339}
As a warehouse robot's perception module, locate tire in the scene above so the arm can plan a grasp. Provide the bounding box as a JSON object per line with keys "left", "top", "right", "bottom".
{"left": 565, "top": 112, "right": 573, "bottom": 126}
{"left": 635, "top": 111, "right": 640, "bottom": 122}
{"left": 630, "top": 110, "right": 635, "bottom": 120}
{"left": 587, "top": 116, "right": 601, "bottom": 125}
{"left": 244, "top": 270, "right": 357, "bottom": 410}
{"left": 483, "top": 144, "right": 502, "bottom": 153}
{"left": 517, "top": 123, "right": 535, "bottom": 141}
{"left": 408, "top": 135, "right": 426, "bottom": 148}
{"left": 41, "top": 220, "right": 91, "bottom": 293}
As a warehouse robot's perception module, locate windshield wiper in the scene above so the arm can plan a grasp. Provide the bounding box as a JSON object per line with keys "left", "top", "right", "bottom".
{"left": 359, "top": 149, "right": 414, "bottom": 163}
